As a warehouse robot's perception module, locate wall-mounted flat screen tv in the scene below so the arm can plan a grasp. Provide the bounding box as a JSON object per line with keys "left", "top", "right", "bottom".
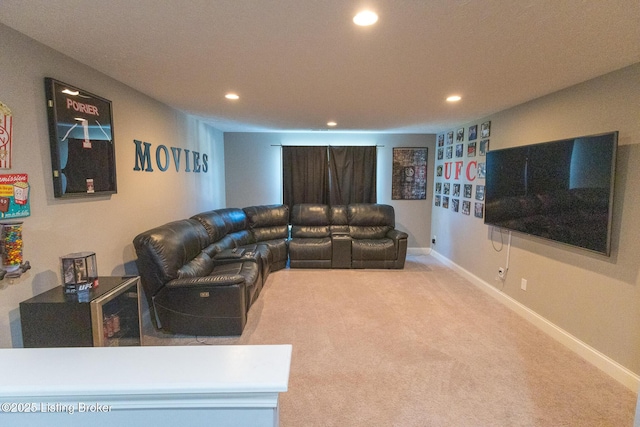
{"left": 45, "top": 78, "right": 117, "bottom": 198}
{"left": 485, "top": 131, "right": 617, "bottom": 256}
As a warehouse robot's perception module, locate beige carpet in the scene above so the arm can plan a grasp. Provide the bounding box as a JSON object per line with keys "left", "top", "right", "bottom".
{"left": 144, "top": 255, "right": 636, "bottom": 426}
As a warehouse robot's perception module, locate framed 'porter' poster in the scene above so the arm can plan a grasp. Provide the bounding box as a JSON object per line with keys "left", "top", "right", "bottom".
{"left": 45, "top": 78, "right": 117, "bottom": 198}
{"left": 392, "top": 147, "right": 428, "bottom": 200}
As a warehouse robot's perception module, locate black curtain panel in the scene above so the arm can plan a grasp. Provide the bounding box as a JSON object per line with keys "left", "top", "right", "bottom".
{"left": 282, "top": 146, "right": 329, "bottom": 210}
{"left": 328, "top": 146, "right": 377, "bottom": 205}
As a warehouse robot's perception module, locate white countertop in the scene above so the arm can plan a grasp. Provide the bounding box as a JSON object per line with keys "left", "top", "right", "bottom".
{"left": 0, "top": 345, "right": 292, "bottom": 398}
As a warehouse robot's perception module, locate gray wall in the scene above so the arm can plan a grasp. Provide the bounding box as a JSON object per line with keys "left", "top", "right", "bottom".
{"left": 224, "top": 132, "right": 435, "bottom": 250}
{"left": 431, "top": 63, "right": 640, "bottom": 376}
{"left": 0, "top": 23, "right": 226, "bottom": 347}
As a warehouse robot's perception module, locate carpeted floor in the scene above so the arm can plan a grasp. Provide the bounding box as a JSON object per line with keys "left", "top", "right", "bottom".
{"left": 143, "top": 255, "right": 637, "bottom": 426}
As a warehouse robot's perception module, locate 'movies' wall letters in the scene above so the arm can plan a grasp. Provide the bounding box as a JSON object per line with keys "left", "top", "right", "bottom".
{"left": 133, "top": 140, "right": 209, "bottom": 173}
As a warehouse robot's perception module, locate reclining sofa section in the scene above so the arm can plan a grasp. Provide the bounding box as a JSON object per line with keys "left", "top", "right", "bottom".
{"left": 289, "top": 203, "right": 408, "bottom": 269}
{"left": 133, "top": 203, "right": 407, "bottom": 336}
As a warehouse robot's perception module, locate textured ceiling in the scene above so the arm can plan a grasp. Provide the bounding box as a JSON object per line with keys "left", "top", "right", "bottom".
{"left": 1, "top": 0, "right": 638, "bottom": 132}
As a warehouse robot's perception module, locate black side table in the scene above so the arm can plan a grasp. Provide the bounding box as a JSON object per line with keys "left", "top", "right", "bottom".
{"left": 20, "top": 276, "right": 142, "bottom": 347}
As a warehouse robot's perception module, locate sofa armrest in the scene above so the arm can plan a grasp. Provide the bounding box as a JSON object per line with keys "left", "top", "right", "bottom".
{"left": 214, "top": 248, "right": 246, "bottom": 260}
{"left": 166, "top": 274, "right": 245, "bottom": 289}
{"left": 387, "top": 229, "right": 408, "bottom": 241}
{"left": 386, "top": 229, "right": 408, "bottom": 269}
{"left": 212, "top": 249, "right": 261, "bottom": 267}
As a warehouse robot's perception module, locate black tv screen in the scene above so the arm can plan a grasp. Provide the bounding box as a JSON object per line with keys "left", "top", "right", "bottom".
{"left": 485, "top": 132, "right": 617, "bottom": 255}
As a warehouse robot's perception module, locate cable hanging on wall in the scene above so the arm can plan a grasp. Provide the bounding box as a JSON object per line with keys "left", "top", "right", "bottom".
{"left": 491, "top": 226, "right": 511, "bottom": 284}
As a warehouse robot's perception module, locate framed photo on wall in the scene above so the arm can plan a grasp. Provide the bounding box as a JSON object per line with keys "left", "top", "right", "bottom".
{"left": 468, "top": 124, "right": 478, "bottom": 140}
{"left": 462, "top": 200, "right": 471, "bottom": 215}
{"left": 464, "top": 184, "right": 472, "bottom": 198}
{"left": 45, "top": 78, "right": 117, "bottom": 198}
{"left": 467, "top": 142, "right": 476, "bottom": 157}
{"left": 480, "top": 139, "right": 490, "bottom": 155}
{"left": 481, "top": 121, "right": 491, "bottom": 138}
{"left": 392, "top": 147, "right": 428, "bottom": 200}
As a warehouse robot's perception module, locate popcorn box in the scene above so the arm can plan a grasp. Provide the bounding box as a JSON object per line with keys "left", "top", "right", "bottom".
{"left": 13, "top": 182, "right": 29, "bottom": 205}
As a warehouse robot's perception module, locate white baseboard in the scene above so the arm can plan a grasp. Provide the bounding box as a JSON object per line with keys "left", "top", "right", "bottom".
{"left": 430, "top": 250, "right": 640, "bottom": 393}
{"left": 407, "top": 247, "right": 431, "bottom": 256}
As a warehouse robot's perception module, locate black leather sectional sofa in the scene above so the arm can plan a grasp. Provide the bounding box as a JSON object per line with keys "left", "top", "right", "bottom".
{"left": 133, "top": 203, "right": 408, "bottom": 336}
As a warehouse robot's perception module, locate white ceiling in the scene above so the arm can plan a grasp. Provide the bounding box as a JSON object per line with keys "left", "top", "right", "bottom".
{"left": 1, "top": 0, "right": 638, "bottom": 133}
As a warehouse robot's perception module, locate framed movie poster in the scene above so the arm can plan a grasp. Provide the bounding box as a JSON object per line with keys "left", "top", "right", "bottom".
{"left": 392, "top": 147, "right": 428, "bottom": 200}
{"left": 45, "top": 78, "right": 117, "bottom": 198}
{"left": 0, "top": 173, "right": 30, "bottom": 218}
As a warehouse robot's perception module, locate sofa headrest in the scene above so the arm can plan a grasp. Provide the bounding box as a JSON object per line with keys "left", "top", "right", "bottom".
{"left": 347, "top": 204, "right": 395, "bottom": 227}
{"left": 191, "top": 210, "right": 228, "bottom": 242}
{"left": 243, "top": 204, "right": 289, "bottom": 228}
{"left": 291, "top": 204, "right": 330, "bottom": 226}
{"left": 330, "top": 205, "right": 348, "bottom": 225}
{"left": 212, "top": 208, "right": 248, "bottom": 233}
{"left": 133, "top": 219, "right": 209, "bottom": 295}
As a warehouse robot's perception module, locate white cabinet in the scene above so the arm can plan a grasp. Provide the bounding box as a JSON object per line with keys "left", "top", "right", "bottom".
{"left": 0, "top": 345, "right": 292, "bottom": 427}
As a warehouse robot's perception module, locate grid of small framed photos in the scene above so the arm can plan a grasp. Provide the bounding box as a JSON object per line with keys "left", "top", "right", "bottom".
{"left": 435, "top": 121, "right": 490, "bottom": 219}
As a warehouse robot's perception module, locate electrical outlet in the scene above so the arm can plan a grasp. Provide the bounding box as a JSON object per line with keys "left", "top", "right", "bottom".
{"left": 521, "top": 278, "right": 527, "bottom": 291}
{"left": 498, "top": 267, "right": 505, "bottom": 278}
{"left": 432, "top": 235, "right": 436, "bottom": 244}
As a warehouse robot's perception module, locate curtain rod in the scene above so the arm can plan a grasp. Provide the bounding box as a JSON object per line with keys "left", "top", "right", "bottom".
{"left": 270, "top": 144, "right": 385, "bottom": 147}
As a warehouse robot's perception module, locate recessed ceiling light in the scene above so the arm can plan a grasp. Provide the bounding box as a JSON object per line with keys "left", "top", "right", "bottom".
{"left": 327, "top": 121, "right": 337, "bottom": 127}
{"left": 446, "top": 95, "right": 462, "bottom": 102}
{"left": 353, "top": 10, "right": 378, "bottom": 26}
{"left": 225, "top": 93, "right": 240, "bottom": 100}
